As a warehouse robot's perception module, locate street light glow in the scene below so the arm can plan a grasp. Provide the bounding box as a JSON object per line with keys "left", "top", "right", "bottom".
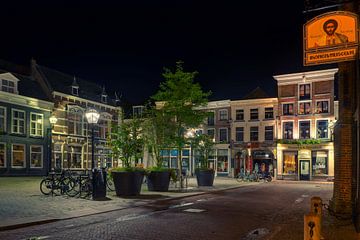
{"left": 85, "top": 108, "right": 100, "bottom": 124}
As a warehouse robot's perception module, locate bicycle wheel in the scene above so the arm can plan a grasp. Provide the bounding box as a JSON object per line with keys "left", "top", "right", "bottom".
{"left": 40, "top": 179, "right": 52, "bottom": 195}
{"left": 79, "top": 178, "right": 92, "bottom": 199}
{"left": 65, "top": 178, "right": 79, "bottom": 197}
{"left": 106, "top": 178, "right": 115, "bottom": 191}
{"left": 52, "top": 179, "right": 63, "bottom": 196}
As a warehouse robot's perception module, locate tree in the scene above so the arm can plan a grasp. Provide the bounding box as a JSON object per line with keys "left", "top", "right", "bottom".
{"left": 152, "top": 61, "right": 211, "bottom": 187}
{"left": 192, "top": 134, "right": 215, "bottom": 170}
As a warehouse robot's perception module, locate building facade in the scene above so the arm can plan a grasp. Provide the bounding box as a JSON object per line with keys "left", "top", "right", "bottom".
{"left": 0, "top": 71, "right": 53, "bottom": 176}
{"left": 273, "top": 68, "right": 338, "bottom": 180}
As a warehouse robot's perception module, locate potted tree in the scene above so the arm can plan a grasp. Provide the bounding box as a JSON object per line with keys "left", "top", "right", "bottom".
{"left": 143, "top": 106, "right": 176, "bottom": 191}
{"left": 193, "top": 134, "right": 215, "bottom": 186}
{"left": 108, "top": 118, "right": 145, "bottom": 196}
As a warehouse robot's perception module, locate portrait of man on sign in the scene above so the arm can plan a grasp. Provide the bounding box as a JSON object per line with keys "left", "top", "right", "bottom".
{"left": 314, "top": 19, "right": 348, "bottom": 47}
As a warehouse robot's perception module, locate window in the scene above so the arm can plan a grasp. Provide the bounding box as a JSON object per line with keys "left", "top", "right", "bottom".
{"left": 299, "top": 121, "right": 310, "bottom": 139}
{"left": 283, "top": 151, "right": 297, "bottom": 174}
{"left": 53, "top": 143, "right": 62, "bottom": 170}
{"left": 264, "top": 107, "right": 274, "bottom": 119}
{"left": 250, "top": 126, "right": 259, "bottom": 141}
{"left": 217, "top": 149, "right": 228, "bottom": 173}
{"left": 133, "top": 106, "right": 144, "bottom": 118}
{"left": 99, "top": 118, "right": 111, "bottom": 139}
{"left": 182, "top": 149, "right": 190, "bottom": 171}
{"left": 299, "top": 84, "right": 311, "bottom": 100}
{"left": 317, "top": 120, "right": 329, "bottom": 139}
{"left": 0, "top": 107, "right": 6, "bottom": 132}
{"left": 12, "top": 109, "right": 25, "bottom": 134}
{"left": 265, "top": 126, "right": 274, "bottom": 141}
{"left": 219, "top": 109, "right": 228, "bottom": 120}
{"left": 299, "top": 102, "right": 311, "bottom": 115}
{"left": 65, "top": 146, "right": 82, "bottom": 168}
{"left": 1, "top": 79, "right": 15, "bottom": 93}
{"left": 235, "top": 109, "right": 244, "bottom": 121}
{"left": 0, "top": 143, "right": 5, "bottom": 167}
{"left": 316, "top": 101, "right": 329, "bottom": 114}
{"left": 68, "top": 107, "right": 84, "bottom": 136}
{"left": 207, "top": 128, "right": 215, "bottom": 140}
{"left": 30, "top": 113, "right": 43, "bottom": 137}
{"left": 30, "top": 145, "right": 43, "bottom": 168}
{"left": 72, "top": 86, "right": 79, "bottom": 96}
{"left": 101, "top": 95, "right": 107, "bottom": 103}
{"left": 312, "top": 151, "right": 328, "bottom": 175}
{"left": 219, "top": 128, "right": 228, "bottom": 142}
{"left": 195, "top": 129, "right": 203, "bottom": 135}
{"left": 207, "top": 112, "right": 215, "bottom": 126}
{"left": 283, "top": 122, "right": 293, "bottom": 139}
{"left": 12, "top": 144, "right": 25, "bottom": 168}
{"left": 235, "top": 127, "right": 244, "bottom": 142}
{"left": 250, "top": 109, "right": 258, "bottom": 120}
{"left": 283, "top": 103, "right": 294, "bottom": 115}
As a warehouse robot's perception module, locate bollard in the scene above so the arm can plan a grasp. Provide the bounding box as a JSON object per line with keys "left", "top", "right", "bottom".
{"left": 310, "top": 196, "right": 322, "bottom": 234}
{"left": 304, "top": 213, "right": 321, "bottom": 240}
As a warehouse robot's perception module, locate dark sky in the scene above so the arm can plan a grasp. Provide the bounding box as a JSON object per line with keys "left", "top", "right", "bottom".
{"left": 2, "top": 1, "right": 332, "bottom": 105}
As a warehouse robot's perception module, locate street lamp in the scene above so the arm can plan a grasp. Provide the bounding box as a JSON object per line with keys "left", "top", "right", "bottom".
{"left": 48, "top": 115, "right": 57, "bottom": 173}
{"left": 85, "top": 108, "right": 106, "bottom": 200}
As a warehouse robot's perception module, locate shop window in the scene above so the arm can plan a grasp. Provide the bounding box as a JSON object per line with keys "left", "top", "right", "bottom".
{"left": 12, "top": 144, "right": 25, "bottom": 168}
{"left": 316, "top": 101, "right": 329, "bottom": 114}
{"left": 219, "top": 109, "right": 228, "bottom": 120}
{"left": 265, "top": 126, "right": 274, "bottom": 141}
{"left": 12, "top": 109, "right": 25, "bottom": 134}
{"left": 0, "top": 143, "right": 5, "bottom": 167}
{"left": 235, "top": 109, "right": 244, "bottom": 121}
{"left": 283, "top": 151, "right": 297, "bottom": 174}
{"left": 264, "top": 107, "right": 274, "bottom": 119}
{"left": 299, "top": 121, "right": 311, "bottom": 139}
{"left": 250, "top": 109, "right": 258, "bottom": 120}
{"left": 250, "top": 126, "right": 258, "bottom": 141}
{"left": 283, "top": 103, "right": 294, "bottom": 116}
{"left": 217, "top": 149, "right": 228, "bottom": 173}
{"left": 299, "top": 84, "right": 311, "bottom": 100}
{"left": 283, "top": 122, "right": 293, "bottom": 139}
{"left": 30, "top": 113, "right": 43, "bottom": 137}
{"left": 317, "top": 120, "right": 329, "bottom": 139}
{"left": 299, "top": 102, "right": 311, "bottom": 115}
{"left": 30, "top": 145, "right": 43, "bottom": 168}
{"left": 235, "top": 127, "right": 244, "bottom": 142}
{"left": 0, "top": 107, "right": 6, "bottom": 132}
{"left": 312, "top": 151, "right": 328, "bottom": 175}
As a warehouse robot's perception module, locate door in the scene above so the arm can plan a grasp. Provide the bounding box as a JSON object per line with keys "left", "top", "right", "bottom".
{"left": 299, "top": 160, "right": 310, "bottom": 180}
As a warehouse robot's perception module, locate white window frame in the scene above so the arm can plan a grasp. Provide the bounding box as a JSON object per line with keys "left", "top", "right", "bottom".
{"left": 11, "top": 109, "right": 26, "bottom": 134}
{"left": 315, "top": 99, "right": 330, "bottom": 114}
{"left": 0, "top": 106, "right": 6, "bottom": 132}
{"left": 101, "top": 95, "right": 107, "bottom": 103}
{"left": 298, "top": 101, "right": 312, "bottom": 115}
{"left": 299, "top": 119, "right": 311, "bottom": 139}
{"left": 219, "top": 128, "right": 228, "bottom": 142}
{"left": 282, "top": 120, "right": 294, "bottom": 139}
{"left": 99, "top": 113, "right": 112, "bottom": 139}
{"left": 67, "top": 106, "right": 84, "bottom": 136}
{"left": 30, "top": 145, "right": 43, "bottom": 168}
{"left": 11, "top": 144, "right": 25, "bottom": 168}
{"left": 219, "top": 109, "right": 228, "bottom": 121}
{"left": 30, "top": 113, "right": 44, "bottom": 137}
{"left": 316, "top": 119, "right": 330, "bottom": 139}
{"left": 264, "top": 107, "right": 274, "bottom": 119}
{"left": 1, "top": 79, "right": 16, "bottom": 93}
{"left": 0, "top": 142, "right": 6, "bottom": 168}
{"left": 72, "top": 86, "right": 79, "bottom": 96}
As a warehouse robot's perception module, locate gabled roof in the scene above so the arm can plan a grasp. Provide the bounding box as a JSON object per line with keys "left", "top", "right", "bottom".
{"left": 35, "top": 64, "right": 119, "bottom": 106}
{"left": 241, "top": 87, "right": 271, "bottom": 100}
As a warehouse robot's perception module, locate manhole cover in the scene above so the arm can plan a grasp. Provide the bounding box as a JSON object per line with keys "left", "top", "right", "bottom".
{"left": 183, "top": 208, "right": 206, "bottom": 213}
{"left": 242, "top": 228, "right": 270, "bottom": 240}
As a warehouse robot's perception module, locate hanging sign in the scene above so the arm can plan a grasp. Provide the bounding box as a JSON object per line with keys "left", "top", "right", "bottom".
{"left": 304, "top": 11, "right": 358, "bottom": 65}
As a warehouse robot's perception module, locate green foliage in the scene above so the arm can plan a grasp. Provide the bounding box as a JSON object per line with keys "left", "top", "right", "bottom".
{"left": 192, "top": 134, "right": 215, "bottom": 170}
{"left": 277, "top": 139, "right": 322, "bottom": 145}
{"left": 108, "top": 117, "right": 144, "bottom": 169}
{"left": 144, "top": 167, "right": 177, "bottom": 182}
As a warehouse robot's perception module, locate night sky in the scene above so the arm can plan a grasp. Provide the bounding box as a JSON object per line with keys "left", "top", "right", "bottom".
{"left": 2, "top": 1, "right": 335, "bottom": 105}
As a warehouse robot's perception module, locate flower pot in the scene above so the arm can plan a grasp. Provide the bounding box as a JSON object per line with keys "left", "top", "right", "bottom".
{"left": 112, "top": 171, "right": 144, "bottom": 196}
{"left": 196, "top": 169, "right": 215, "bottom": 186}
{"left": 147, "top": 171, "right": 171, "bottom": 191}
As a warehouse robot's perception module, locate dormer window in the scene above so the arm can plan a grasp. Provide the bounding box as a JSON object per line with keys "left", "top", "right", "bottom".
{"left": 72, "top": 86, "right": 79, "bottom": 96}
{"left": 101, "top": 94, "right": 107, "bottom": 103}
{"left": 1, "top": 79, "right": 16, "bottom": 93}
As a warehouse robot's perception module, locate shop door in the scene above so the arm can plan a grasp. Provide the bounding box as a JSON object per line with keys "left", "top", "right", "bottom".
{"left": 299, "top": 160, "right": 310, "bottom": 180}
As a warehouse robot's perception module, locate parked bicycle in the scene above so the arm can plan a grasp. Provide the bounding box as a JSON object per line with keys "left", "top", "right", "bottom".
{"left": 40, "top": 169, "right": 77, "bottom": 196}
{"left": 236, "top": 170, "right": 258, "bottom": 182}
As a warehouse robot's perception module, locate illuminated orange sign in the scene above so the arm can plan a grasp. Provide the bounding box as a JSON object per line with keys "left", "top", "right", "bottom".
{"left": 304, "top": 11, "right": 358, "bottom": 66}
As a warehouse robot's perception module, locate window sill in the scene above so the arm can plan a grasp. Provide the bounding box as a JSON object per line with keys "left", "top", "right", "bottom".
{"left": 248, "top": 119, "right": 259, "bottom": 122}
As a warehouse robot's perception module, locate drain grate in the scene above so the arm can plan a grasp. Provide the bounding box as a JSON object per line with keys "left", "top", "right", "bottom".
{"left": 183, "top": 208, "right": 206, "bottom": 213}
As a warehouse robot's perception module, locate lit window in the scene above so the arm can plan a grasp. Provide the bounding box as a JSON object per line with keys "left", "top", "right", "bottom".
{"left": 30, "top": 145, "right": 43, "bottom": 168}
{"left": 317, "top": 120, "right": 329, "bottom": 139}
{"left": 283, "top": 104, "right": 294, "bottom": 116}
{"left": 30, "top": 113, "right": 43, "bottom": 137}
{"left": 299, "top": 121, "right": 311, "bottom": 139}
{"left": 12, "top": 144, "right": 25, "bottom": 168}
{"left": 312, "top": 151, "right": 328, "bottom": 175}
{"left": 283, "top": 122, "right": 293, "bottom": 139}
{"left": 12, "top": 109, "right": 25, "bottom": 134}
{"left": 316, "top": 101, "right": 329, "bottom": 114}
{"left": 299, "top": 102, "right": 311, "bottom": 115}
{"left": 299, "top": 84, "right": 311, "bottom": 100}
{"left": 283, "top": 151, "right": 297, "bottom": 174}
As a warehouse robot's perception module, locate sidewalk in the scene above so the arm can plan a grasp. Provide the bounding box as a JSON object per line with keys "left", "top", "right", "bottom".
{"left": 0, "top": 176, "right": 247, "bottom": 231}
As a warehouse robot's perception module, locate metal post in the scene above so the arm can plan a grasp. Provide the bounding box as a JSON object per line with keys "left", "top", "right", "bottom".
{"left": 47, "top": 127, "right": 52, "bottom": 174}
{"left": 91, "top": 125, "right": 96, "bottom": 199}
{"left": 310, "top": 197, "right": 323, "bottom": 235}
{"left": 304, "top": 213, "right": 321, "bottom": 240}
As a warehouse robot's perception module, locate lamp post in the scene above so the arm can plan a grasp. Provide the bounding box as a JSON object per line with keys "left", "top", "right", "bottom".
{"left": 48, "top": 115, "right": 58, "bottom": 174}
{"left": 85, "top": 108, "right": 106, "bottom": 200}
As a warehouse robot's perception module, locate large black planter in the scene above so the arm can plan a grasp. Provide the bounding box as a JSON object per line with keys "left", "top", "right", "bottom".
{"left": 112, "top": 171, "right": 144, "bottom": 196}
{"left": 196, "top": 169, "right": 215, "bottom": 186}
{"left": 147, "top": 171, "right": 171, "bottom": 191}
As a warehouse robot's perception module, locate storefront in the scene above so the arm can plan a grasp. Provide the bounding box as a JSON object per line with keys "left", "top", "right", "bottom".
{"left": 276, "top": 143, "right": 334, "bottom": 180}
